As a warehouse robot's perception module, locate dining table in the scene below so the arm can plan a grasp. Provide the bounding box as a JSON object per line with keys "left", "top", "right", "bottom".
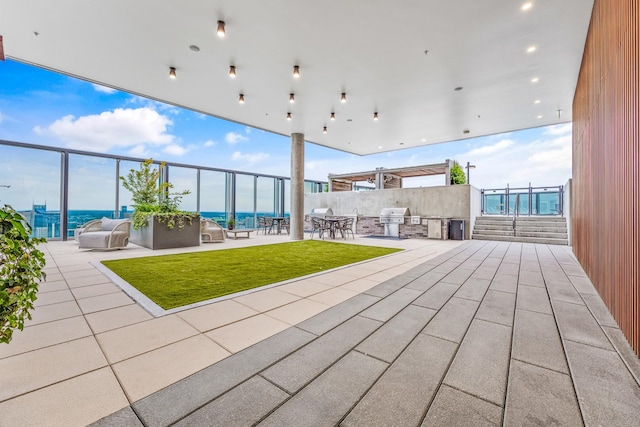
{"left": 323, "top": 217, "right": 343, "bottom": 239}
{"left": 271, "top": 217, "right": 287, "bottom": 234}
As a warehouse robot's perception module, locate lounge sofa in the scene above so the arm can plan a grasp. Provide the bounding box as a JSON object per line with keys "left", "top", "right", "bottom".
{"left": 78, "top": 217, "right": 131, "bottom": 250}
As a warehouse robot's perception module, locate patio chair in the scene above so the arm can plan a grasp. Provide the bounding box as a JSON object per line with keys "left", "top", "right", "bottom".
{"left": 73, "top": 219, "right": 102, "bottom": 241}
{"left": 77, "top": 217, "right": 131, "bottom": 250}
{"left": 258, "top": 216, "right": 274, "bottom": 234}
{"left": 336, "top": 217, "right": 355, "bottom": 239}
{"left": 310, "top": 217, "right": 331, "bottom": 240}
{"left": 282, "top": 217, "right": 290, "bottom": 235}
{"left": 201, "top": 218, "right": 225, "bottom": 243}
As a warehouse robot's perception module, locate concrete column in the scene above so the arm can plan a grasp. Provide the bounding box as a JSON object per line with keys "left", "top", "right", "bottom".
{"left": 290, "top": 133, "right": 305, "bottom": 240}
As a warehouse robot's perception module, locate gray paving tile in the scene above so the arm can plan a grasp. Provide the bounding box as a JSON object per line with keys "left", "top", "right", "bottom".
{"left": 504, "top": 360, "right": 581, "bottom": 426}
{"left": 132, "top": 327, "right": 315, "bottom": 427}
{"left": 404, "top": 262, "right": 437, "bottom": 278}
{"left": 516, "top": 285, "right": 552, "bottom": 314}
{"left": 553, "top": 301, "right": 612, "bottom": 350}
{"left": 475, "top": 289, "right": 516, "bottom": 327}
{"left": 258, "top": 352, "right": 388, "bottom": 427}
{"left": 297, "top": 293, "right": 380, "bottom": 336}
{"left": 562, "top": 264, "right": 588, "bottom": 277}
{"left": 261, "top": 315, "right": 381, "bottom": 393}
{"left": 519, "top": 260, "right": 541, "bottom": 272}
{"left": 481, "top": 257, "right": 502, "bottom": 268}
{"left": 471, "top": 265, "right": 499, "bottom": 280}
{"left": 431, "top": 260, "right": 461, "bottom": 274}
{"left": 490, "top": 273, "right": 518, "bottom": 294}
{"left": 547, "top": 283, "right": 584, "bottom": 305}
{"left": 441, "top": 268, "right": 474, "bottom": 285}
{"left": 443, "top": 319, "right": 512, "bottom": 405}
{"left": 565, "top": 340, "right": 640, "bottom": 426}
{"left": 356, "top": 305, "right": 436, "bottom": 363}
{"left": 174, "top": 376, "right": 289, "bottom": 427}
{"left": 360, "top": 288, "right": 423, "bottom": 322}
{"left": 364, "top": 275, "right": 416, "bottom": 298}
{"left": 497, "top": 262, "right": 520, "bottom": 275}
{"left": 344, "top": 335, "right": 457, "bottom": 427}
{"left": 422, "top": 384, "right": 502, "bottom": 427}
{"left": 405, "top": 271, "right": 446, "bottom": 292}
{"left": 512, "top": 309, "right": 569, "bottom": 374}
{"left": 89, "top": 406, "right": 143, "bottom": 427}
{"left": 455, "top": 277, "right": 491, "bottom": 301}
{"left": 423, "top": 297, "right": 479, "bottom": 343}
{"left": 602, "top": 326, "right": 640, "bottom": 385}
{"left": 568, "top": 275, "right": 599, "bottom": 295}
{"left": 412, "top": 282, "right": 459, "bottom": 310}
{"left": 581, "top": 294, "right": 618, "bottom": 328}
{"left": 518, "top": 270, "right": 545, "bottom": 287}
{"left": 542, "top": 272, "right": 572, "bottom": 286}
{"left": 459, "top": 258, "right": 483, "bottom": 270}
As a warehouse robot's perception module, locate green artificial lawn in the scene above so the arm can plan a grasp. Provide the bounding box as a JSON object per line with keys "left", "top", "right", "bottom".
{"left": 102, "top": 240, "right": 401, "bottom": 309}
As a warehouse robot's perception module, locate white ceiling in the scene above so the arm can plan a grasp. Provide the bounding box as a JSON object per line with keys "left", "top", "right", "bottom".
{"left": 0, "top": 0, "right": 594, "bottom": 155}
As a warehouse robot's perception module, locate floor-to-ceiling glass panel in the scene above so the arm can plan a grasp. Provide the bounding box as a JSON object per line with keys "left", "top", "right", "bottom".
{"left": 284, "top": 179, "right": 291, "bottom": 216}
{"left": 200, "top": 170, "right": 227, "bottom": 223}
{"left": 0, "top": 145, "right": 61, "bottom": 238}
{"left": 67, "top": 154, "right": 117, "bottom": 238}
{"left": 257, "top": 177, "right": 276, "bottom": 219}
{"left": 118, "top": 160, "right": 160, "bottom": 218}
{"left": 235, "top": 174, "right": 255, "bottom": 229}
{"left": 165, "top": 165, "right": 197, "bottom": 212}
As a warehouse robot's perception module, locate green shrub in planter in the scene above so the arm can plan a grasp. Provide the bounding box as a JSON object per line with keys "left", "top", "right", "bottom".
{"left": 1, "top": 204, "right": 46, "bottom": 344}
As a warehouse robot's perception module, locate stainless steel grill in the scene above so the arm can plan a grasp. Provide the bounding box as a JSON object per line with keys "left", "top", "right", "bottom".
{"left": 379, "top": 207, "right": 411, "bottom": 237}
{"left": 309, "top": 208, "right": 334, "bottom": 219}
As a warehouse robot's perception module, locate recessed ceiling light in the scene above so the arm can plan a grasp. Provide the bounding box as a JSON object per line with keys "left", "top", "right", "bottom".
{"left": 454, "top": 86, "right": 463, "bottom": 91}
{"left": 330, "top": 112, "right": 335, "bottom": 121}
{"left": 238, "top": 94, "right": 245, "bottom": 104}
{"left": 421, "top": 138, "right": 426, "bottom": 142}
{"left": 378, "top": 146, "right": 383, "bottom": 149}
{"left": 534, "top": 99, "right": 541, "bottom": 104}
{"left": 341, "top": 93, "right": 347, "bottom": 103}
{"left": 527, "top": 45, "right": 537, "bottom": 53}
{"left": 521, "top": 2, "right": 533, "bottom": 11}
{"left": 169, "top": 67, "right": 177, "bottom": 79}
{"left": 286, "top": 112, "right": 292, "bottom": 121}
{"left": 189, "top": 45, "right": 200, "bottom": 52}
{"left": 323, "top": 126, "right": 327, "bottom": 134}
{"left": 217, "top": 21, "right": 226, "bottom": 38}
{"left": 293, "top": 65, "right": 300, "bottom": 79}
{"left": 373, "top": 112, "right": 379, "bottom": 120}
{"left": 229, "top": 65, "right": 236, "bottom": 78}
{"left": 289, "top": 93, "right": 295, "bottom": 103}
{"left": 537, "top": 115, "right": 543, "bottom": 119}
{"left": 531, "top": 77, "right": 539, "bottom": 83}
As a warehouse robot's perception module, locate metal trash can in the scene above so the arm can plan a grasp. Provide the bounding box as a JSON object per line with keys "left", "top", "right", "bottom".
{"left": 449, "top": 219, "right": 465, "bottom": 240}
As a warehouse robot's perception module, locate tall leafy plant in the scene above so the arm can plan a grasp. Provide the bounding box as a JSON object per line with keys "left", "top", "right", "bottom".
{"left": 1, "top": 204, "right": 46, "bottom": 344}
{"left": 450, "top": 160, "right": 467, "bottom": 185}
{"left": 120, "top": 159, "right": 195, "bottom": 230}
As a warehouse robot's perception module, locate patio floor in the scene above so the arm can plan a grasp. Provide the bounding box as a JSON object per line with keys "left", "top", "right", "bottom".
{"left": 1, "top": 235, "right": 639, "bottom": 426}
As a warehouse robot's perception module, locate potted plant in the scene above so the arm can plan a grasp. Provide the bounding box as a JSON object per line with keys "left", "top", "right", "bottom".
{"left": 1, "top": 204, "right": 46, "bottom": 344}
{"left": 120, "top": 159, "right": 200, "bottom": 250}
{"left": 227, "top": 218, "right": 236, "bottom": 230}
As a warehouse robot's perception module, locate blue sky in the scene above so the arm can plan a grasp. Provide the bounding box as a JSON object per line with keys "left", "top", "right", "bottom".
{"left": 0, "top": 59, "right": 572, "bottom": 190}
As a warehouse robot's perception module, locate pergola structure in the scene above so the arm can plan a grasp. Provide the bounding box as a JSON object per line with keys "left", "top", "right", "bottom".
{"left": 328, "top": 162, "right": 451, "bottom": 192}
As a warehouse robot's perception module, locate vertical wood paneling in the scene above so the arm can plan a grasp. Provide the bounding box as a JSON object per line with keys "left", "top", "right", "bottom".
{"left": 573, "top": 0, "right": 640, "bottom": 356}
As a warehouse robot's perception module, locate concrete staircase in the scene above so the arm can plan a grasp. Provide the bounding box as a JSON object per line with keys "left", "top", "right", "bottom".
{"left": 472, "top": 216, "right": 568, "bottom": 245}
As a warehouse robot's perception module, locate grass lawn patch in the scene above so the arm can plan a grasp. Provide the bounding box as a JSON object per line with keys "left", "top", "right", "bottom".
{"left": 102, "top": 240, "right": 401, "bottom": 309}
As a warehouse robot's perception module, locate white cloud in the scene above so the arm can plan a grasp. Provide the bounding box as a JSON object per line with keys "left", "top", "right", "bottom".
{"left": 203, "top": 139, "right": 217, "bottom": 147}
{"left": 231, "top": 151, "right": 269, "bottom": 164}
{"left": 466, "top": 139, "right": 514, "bottom": 156}
{"left": 544, "top": 123, "right": 572, "bottom": 136}
{"left": 225, "top": 131, "right": 249, "bottom": 145}
{"left": 91, "top": 83, "right": 117, "bottom": 94}
{"left": 35, "top": 107, "right": 175, "bottom": 152}
{"left": 244, "top": 127, "right": 252, "bottom": 134}
{"left": 128, "top": 145, "right": 150, "bottom": 157}
{"left": 126, "top": 95, "right": 181, "bottom": 115}
{"left": 162, "top": 144, "right": 189, "bottom": 156}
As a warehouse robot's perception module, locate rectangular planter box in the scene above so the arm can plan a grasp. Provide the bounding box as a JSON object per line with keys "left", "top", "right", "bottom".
{"left": 130, "top": 214, "right": 200, "bottom": 250}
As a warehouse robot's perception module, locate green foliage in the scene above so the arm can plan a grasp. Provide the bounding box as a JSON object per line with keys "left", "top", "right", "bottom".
{"left": 1, "top": 204, "right": 46, "bottom": 344}
{"left": 450, "top": 161, "right": 467, "bottom": 185}
{"left": 102, "top": 240, "right": 401, "bottom": 309}
{"left": 120, "top": 159, "right": 193, "bottom": 230}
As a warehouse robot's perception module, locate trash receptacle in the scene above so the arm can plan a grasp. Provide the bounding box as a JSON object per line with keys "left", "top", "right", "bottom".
{"left": 449, "top": 219, "right": 465, "bottom": 240}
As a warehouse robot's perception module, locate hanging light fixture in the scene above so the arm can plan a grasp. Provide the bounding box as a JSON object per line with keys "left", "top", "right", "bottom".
{"left": 330, "top": 112, "right": 335, "bottom": 121}
{"left": 286, "top": 112, "right": 292, "bottom": 121}
{"left": 341, "top": 92, "right": 347, "bottom": 103}
{"left": 293, "top": 65, "right": 300, "bottom": 78}
{"left": 229, "top": 65, "right": 236, "bottom": 78}
{"left": 238, "top": 94, "right": 245, "bottom": 104}
{"left": 217, "top": 21, "right": 226, "bottom": 37}
{"left": 169, "top": 67, "right": 177, "bottom": 79}
{"left": 289, "top": 93, "right": 295, "bottom": 103}
{"left": 373, "top": 112, "right": 379, "bottom": 120}
{"left": 323, "top": 126, "right": 327, "bottom": 134}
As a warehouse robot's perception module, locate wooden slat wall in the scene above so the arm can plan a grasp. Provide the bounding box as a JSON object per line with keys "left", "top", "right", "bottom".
{"left": 573, "top": 0, "right": 640, "bottom": 356}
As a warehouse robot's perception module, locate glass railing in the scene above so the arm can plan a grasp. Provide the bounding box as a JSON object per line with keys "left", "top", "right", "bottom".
{"left": 0, "top": 139, "right": 327, "bottom": 239}
{"left": 481, "top": 185, "right": 564, "bottom": 216}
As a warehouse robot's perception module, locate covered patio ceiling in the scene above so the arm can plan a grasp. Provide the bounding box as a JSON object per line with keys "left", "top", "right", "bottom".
{"left": 0, "top": 1, "right": 593, "bottom": 155}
